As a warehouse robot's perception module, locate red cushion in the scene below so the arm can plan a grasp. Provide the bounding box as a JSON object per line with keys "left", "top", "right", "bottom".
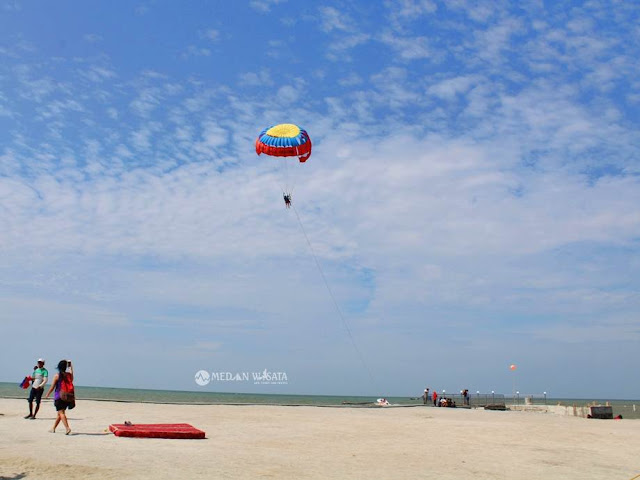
{"left": 109, "top": 423, "right": 205, "bottom": 439}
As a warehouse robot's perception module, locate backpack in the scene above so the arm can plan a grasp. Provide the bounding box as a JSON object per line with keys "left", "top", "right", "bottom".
{"left": 59, "top": 373, "right": 75, "bottom": 407}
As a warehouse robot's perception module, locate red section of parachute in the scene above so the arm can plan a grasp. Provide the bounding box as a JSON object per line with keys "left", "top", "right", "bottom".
{"left": 109, "top": 423, "right": 206, "bottom": 439}
{"left": 255, "top": 140, "right": 312, "bottom": 162}
{"left": 255, "top": 126, "right": 312, "bottom": 163}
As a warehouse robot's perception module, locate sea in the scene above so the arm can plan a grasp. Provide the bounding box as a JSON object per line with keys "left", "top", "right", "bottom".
{"left": 1, "top": 382, "right": 638, "bottom": 419}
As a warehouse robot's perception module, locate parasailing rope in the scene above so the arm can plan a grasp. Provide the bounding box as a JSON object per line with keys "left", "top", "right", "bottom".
{"left": 291, "top": 203, "right": 378, "bottom": 391}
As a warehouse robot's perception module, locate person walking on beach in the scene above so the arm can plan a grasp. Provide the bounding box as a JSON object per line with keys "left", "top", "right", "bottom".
{"left": 25, "top": 358, "right": 48, "bottom": 419}
{"left": 45, "top": 359, "right": 75, "bottom": 435}
{"left": 432, "top": 390, "right": 438, "bottom": 407}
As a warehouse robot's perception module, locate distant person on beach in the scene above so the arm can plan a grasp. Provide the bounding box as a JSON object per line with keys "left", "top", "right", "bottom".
{"left": 422, "top": 388, "right": 429, "bottom": 405}
{"left": 463, "top": 389, "right": 469, "bottom": 406}
{"left": 432, "top": 390, "right": 438, "bottom": 407}
{"left": 45, "top": 359, "right": 75, "bottom": 435}
{"left": 25, "top": 358, "right": 48, "bottom": 419}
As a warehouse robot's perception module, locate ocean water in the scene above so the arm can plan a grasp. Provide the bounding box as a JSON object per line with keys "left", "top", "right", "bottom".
{"left": 0, "top": 382, "right": 414, "bottom": 406}
{"left": 2, "top": 383, "right": 638, "bottom": 418}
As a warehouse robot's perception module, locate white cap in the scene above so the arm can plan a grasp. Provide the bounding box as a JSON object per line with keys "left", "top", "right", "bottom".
{"left": 38, "top": 358, "right": 45, "bottom": 363}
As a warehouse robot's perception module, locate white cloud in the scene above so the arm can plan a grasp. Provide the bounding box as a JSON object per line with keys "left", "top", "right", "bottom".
{"left": 135, "top": 5, "right": 150, "bottom": 16}
{"left": 174, "top": 125, "right": 193, "bottom": 142}
{"left": 379, "top": 32, "right": 434, "bottom": 60}
{"left": 318, "top": 6, "right": 352, "bottom": 32}
{"left": 385, "top": 0, "right": 437, "bottom": 18}
{"left": 39, "top": 98, "right": 85, "bottom": 119}
{"left": 200, "top": 29, "right": 220, "bottom": 42}
{"left": 383, "top": 0, "right": 437, "bottom": 31}
{"left": 1, "top": 296, "right": 130, "bottom": 327}
{"left": 525, "top": 313, "right": 640, "bottom": 343}
{"left": 115, "top": 143, "right": 133, "bottom": 158}
{"left": 249, "top": 0, "right": 287, "bottom": 13}
{"left": 445, "top": 0, "right": 501, "bottom": 23}
{"left": 338, "top": 73, "right": 363, "bottom": 87}
{"left": 276, "top": 85, "right": 300, "bottom": 104}
{"left": 471, "top": 17, "right": 523, "bottom": 64}
{"left": 0, "top": 91, "right": 13, "bottom": 117}
{"left": 83, "top": 33, "right": 103, "bottom": 43}
{"left": 193, "top": 121, "right": 228, "bottom": 157}
{"left": 182, "top": 46, "right": 211, "bottom": 59}
{"left": 263, "top": 78, "right": 306, "bottom": 105}
{"left": 2, "top": 1, "right": 21, "bottom": 12}
{"left": 81, "top": 65, "right": 117, "bottom": 83}
{"left": 427, "top": 75, "right": 479, "bottom": 99}
{"left": 369, "top": 67, "right": 421, "bottom": 107}
{"left": 238, "top": 69, "right": 273, "bottom": 87}
{"left": 130, "top": 125, "right": 153, "bottom": 151}
{"left": 325, "top": 33, "right": 371, "bottom": 61}
{"left": 14, "top": 68, "right": 62, "bottom": 102}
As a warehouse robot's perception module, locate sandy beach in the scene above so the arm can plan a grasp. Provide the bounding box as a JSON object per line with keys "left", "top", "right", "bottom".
{"left": 0, "top": 398, "right": 638, "bottom": 479}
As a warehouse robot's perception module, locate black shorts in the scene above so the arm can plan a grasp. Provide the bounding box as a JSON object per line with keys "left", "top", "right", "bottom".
{"left": 28, "top": 388, "right": 44, "bottom": 404}
{"left": 54, "top": 398, "right": 72, "bottom": 411}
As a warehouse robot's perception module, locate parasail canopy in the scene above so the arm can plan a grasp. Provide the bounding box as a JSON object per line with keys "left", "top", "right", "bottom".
{"left": 255, "top": 123, "right": 312, "bottom": 162}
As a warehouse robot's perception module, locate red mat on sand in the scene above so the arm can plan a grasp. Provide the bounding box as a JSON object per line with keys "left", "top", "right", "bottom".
{"left": 109, "top": 423, "right": 205, "bottom": 439}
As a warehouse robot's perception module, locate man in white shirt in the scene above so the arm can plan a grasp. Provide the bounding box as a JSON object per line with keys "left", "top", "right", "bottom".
{"left": 25, "top": 358, "right": 48, "bottom": 419}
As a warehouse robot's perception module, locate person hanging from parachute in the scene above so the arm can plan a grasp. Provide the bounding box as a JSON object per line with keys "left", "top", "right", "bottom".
{"left": 255, "top": 123, "right": 312, "bottom": 208}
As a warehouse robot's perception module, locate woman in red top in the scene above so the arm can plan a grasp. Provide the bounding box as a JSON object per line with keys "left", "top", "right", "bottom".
{"left": 45, "top": 359, "right": 74, "bottom": 435}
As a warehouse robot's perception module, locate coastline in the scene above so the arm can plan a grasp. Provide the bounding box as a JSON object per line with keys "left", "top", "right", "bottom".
{"left": 2, "top": 382, "right": 637, "bottom": 407}
{"left": 2, "top": 398, "right": 639, "bottom": 479}
{"left": 2, "top": 382, "right": 638, "bottom": 418}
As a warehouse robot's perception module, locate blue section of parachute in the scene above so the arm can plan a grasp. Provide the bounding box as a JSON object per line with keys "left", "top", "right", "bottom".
{"left": 258, "top": 126, "right": 308, "bottom": 148}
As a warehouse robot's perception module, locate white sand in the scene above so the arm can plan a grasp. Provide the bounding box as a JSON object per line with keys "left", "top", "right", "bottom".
{"left": 1, "top": 398, "right": 638, "bottom": 479}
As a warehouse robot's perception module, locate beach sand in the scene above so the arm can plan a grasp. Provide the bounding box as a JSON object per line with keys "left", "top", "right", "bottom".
{"left": 1, "top": 398, "right": 638, "bottom": 479}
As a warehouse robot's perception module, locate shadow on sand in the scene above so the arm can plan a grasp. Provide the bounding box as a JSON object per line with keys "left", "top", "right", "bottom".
{"left": 0, "top": 473, "right": 27, "bottom": 480}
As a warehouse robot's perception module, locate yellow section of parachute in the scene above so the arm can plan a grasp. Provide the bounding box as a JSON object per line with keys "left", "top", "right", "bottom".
{"left": 266, "top": 123, "right": 301, "bottom": 138}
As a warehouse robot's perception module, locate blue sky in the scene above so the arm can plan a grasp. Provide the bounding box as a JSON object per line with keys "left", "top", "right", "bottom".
{"left": 1, "top": 0, "right": 639, "bottom": 399}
